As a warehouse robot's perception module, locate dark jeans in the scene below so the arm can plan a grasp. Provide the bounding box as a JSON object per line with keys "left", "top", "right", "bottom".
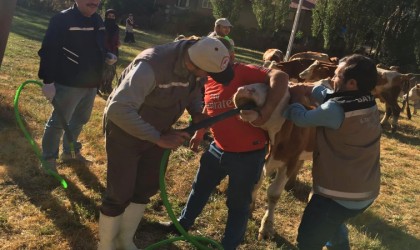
{"left": 178, "top": 142, "right": 265, "bottom": 250}
{"left": 297, "top": 194, "right": 371, "bottom": 250}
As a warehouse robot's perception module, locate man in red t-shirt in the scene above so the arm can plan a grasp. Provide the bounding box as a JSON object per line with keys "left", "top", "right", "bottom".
{"left": 162, "top": 53, "right": 289, "bottom": 249}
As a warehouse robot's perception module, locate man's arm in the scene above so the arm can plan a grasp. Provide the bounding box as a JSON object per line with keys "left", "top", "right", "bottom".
{"left": 189, "top": 106, "right": 208, "bottom": 152}
{"left": 106, "top": 61, "right": 160, "bottom": 142}
{"left": 251, "top": 69, "right": 289, "bottom": 126}
{"left": 288, "top": 81, "right": 332, "bottom": 104}
{"left": 283, "top": 101, "right": 344, "bottom": 129}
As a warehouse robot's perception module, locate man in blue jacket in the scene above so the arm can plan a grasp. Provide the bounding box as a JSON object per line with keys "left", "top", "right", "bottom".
{"left": 38, "top": 0, "right": 109, "bottom": 171}
{"left": 283, "top": 54, "right": 381, "bottom": 250}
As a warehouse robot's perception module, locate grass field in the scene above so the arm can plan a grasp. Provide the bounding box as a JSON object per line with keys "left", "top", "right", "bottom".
{"left": 0, "top": 6, "right": 419, "bottom": 250}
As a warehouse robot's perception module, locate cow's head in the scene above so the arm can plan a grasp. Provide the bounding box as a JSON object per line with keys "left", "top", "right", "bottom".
{"left": 299, "top": 60, "right": 337, "bottom": 82}
{"left": 233, "top": 83, "right": 268, "bottom": 122}
{"left": 299, "top": 60, "right": 321, "bottom": 80}
{"left": 263, "top": 49, "right": 284, "bottom": 64}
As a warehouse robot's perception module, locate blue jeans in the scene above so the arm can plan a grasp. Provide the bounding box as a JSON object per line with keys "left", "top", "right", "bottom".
{"left": 178, "top": 142, "right": 265, "bottom": 250}
{"left": 297, "top": 194, "right": 371, "bottom": 250}
{"left": 42, "top": 84, "right": 97, "bottom": 160}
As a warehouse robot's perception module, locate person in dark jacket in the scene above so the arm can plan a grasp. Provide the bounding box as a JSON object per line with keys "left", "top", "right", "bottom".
{"left": 38, "top": 0, "right": 108, "bottom": 171}
{"left": 104, "top": 9, "right": 120, "bottom": 56}
{"left": 98, "top": 37, "right": 234, "bottom": 249}
{"left": 100, "top": 8, "right": 120, "bottom": 95}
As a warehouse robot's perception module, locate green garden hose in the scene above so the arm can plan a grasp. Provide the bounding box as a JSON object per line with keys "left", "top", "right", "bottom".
{"left": 14, "top": 80, "right": 69, "bottom": 188}
{"left": 145, "top": 148, "right": 223, "bottom": 250}
{"left": 146, "top": 103, "right": 257, "bottom": 249}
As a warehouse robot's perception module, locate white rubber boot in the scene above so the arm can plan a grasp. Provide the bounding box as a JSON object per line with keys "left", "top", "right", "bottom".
{"left": 116, "top": 203, "right": 146, "bottom": 250}
{"left": 98, "top": 212, "right": 122, "bottom": 250}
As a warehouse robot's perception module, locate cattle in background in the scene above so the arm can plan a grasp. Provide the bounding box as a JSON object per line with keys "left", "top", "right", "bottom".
{"left": 376, "top": 63, "right": 389, "bottom": 69}
{"left": 376, "top": 63, "right": 401, "bottom": 72}
{"left": 402, "top": 84, "right": 420, "bottom": 115}
{"left": 300, "top": 62, "right": 413, "bottom": 132}
{"left": 233, "top": 81, "right": 320, "bottom": 240}
{"left": 264, "top": 51, "right": 338, "bottom": 82}
{"left": 299, "top": 60, "right": 337, "bottom": 82}
{"left": 268, "top": 59, "right": 316, "bottom": 82}
{"left": 374, "top": 68, "right": 413, "bottom": 131}
{"left": 389, "top": 65, "right": 401, "bottom": 72}
{"left": 288, "top": 51, "right": 336, "bottom": 64}
{"left": 263, "top": 49, "right": 284, "bottom": 68}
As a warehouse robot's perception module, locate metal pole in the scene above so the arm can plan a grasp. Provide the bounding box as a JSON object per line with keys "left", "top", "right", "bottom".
{"left": 284, "top": 0, "right": 304, "bottom": 61}
{"left": 0, "top": 0, "right": 17, "bottom": 69}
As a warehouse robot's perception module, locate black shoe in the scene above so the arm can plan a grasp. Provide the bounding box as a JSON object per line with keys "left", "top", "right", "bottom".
{"left": 159, "top": 221, "right": 186, "bottom": 235}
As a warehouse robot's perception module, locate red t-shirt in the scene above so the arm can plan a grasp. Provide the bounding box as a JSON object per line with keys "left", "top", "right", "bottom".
{"left": 205, "top": 63, "right": 269, "bottom": 152}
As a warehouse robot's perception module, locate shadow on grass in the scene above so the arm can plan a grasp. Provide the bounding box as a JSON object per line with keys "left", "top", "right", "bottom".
{"left": 1, "top": 158, "right": 99, "bottom": 249}
{"left": 271, "top": 233, "right": 298, "bottom": 250}
{"left": 0, "top": 111, "right": 105, "bottom": 249}
{"left": 135, "top": 219, "right": 183, "bottom": 250}
{"left": 287, "top": 179, "right": 312, "bottom": 203}
{"left": 382, "top": 121, "right": 420, "bottom": 146}
{"left": 350, "top": 210, "right": 420, "bottom": 249}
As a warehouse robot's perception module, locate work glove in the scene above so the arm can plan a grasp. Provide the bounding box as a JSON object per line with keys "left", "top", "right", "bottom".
{"left": 42, "top": 82, "right": 56, "bottom": 101}
{"left": 105, "top": 52, "right": 118, "bottom": 65}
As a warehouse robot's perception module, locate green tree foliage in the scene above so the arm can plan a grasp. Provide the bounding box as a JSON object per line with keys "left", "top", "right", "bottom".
{"left": 312, "top": 0, "right": 420, "bottom": 69}
{"left": 380, "top": 0, "right": 420, "bottom": 68}
{"left": 102, "top": 0, "right": 156, "bottom": 18}
{"left": 210, "top": 0, "right": 243, "bottom": 23}
{"left": 250, "top": 0, "right": 290, "bottom": 32}
{"left": 17, "top": 0, "right": 74, "bottom": 11}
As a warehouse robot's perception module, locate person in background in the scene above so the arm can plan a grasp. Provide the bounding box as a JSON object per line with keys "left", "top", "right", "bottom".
{"left": 160, "top": 38, "right": 289, "bottom": 250}
{"left": 208, "top": 18, "right": 234, "bottom": 48}
{"left": 104, "top": 9, "right": 120, "bottom": 56}
{"left": 124, "top": 13, "right": 135, "bottom": 43}
{"left": 98, "top": 37, "right": 234, "bottom": 250}
{"left": 38, "top": 0, "right": 109, "bottom": 171}
{"left": 100, "top": 8, "right": 120, "bottom": 95}
{"left": 283, "top": 54, "right": 381, "bottom": 250}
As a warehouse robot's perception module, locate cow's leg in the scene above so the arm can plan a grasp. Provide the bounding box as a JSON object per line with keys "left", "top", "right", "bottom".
{"left": 386, "top": 100, "right": 401, "bottom": 133}
{"left": 380, "top": 87, "right": 402, "bottom": 133}
{"left": 391, "top": 107, "right": 401, "bottom": 133}
{"left": 284, "top": 161, "right": 303, "bottom": 191}
{"left": 258, "top": 161, "right": 288, "bottom": 240}
{"left": 380, "top": 105, "right": 391, "bottom": 127}
{"left": 250, "top": 171, "right": 264, "bottom": 217}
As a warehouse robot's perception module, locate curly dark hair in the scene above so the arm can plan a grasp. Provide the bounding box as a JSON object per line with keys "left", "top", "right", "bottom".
{"left": 340, "top": 54, "right": 378, "bottom": 93}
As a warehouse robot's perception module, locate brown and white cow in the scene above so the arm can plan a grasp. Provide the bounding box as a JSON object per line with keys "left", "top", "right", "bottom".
{"left": 233, "top": 81, "right": 319, "bottom": 240}
{"left": 402, "top": 84, "right": 420, "bottom": 115}
{"left": 263, "top": 49, "right": 284, "bottom": 68}
{"left": 374, "top": 68, "right": 413, "bottom": 132}
{"left": 299, "top": 60, "right": 337, "bottom": 82}
{"left": 268, "top": 59, "right": 317, "bottom": 82}
{"left": 299, "top": 61, "right": 413, "bottom": 132}
{"left": 288, "top": 51, "right": 334, "bottom": 64}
